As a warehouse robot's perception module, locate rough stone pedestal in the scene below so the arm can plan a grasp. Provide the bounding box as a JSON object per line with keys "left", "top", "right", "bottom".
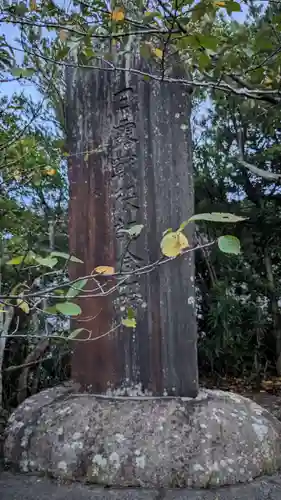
{"left": 4, "top": 384, "right": 281, "bottom": 489}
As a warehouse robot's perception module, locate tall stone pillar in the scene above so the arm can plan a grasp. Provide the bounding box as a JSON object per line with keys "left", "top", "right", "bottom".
{"left": 66, "top": 56, "right": 197, "bottom": 397}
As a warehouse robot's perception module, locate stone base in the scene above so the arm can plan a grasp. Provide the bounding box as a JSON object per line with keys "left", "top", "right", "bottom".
{"left": 4, "top": 383, "right": 281, "bottom": 488}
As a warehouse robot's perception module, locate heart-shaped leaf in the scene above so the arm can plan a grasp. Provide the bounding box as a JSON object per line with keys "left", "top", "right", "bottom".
{"left": 218, "top": 235, "right": 241, "bottom": 255}
{"left": 55, "top": 302, "right": 82, "bottom": 316}
{"left": 160, "top": 231, "right": 189, "bottom": 257}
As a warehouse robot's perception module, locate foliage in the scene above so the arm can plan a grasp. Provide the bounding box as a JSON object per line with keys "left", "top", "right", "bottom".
{"left": 194, "top": 94, "right": 281, "bottom": 379}
{"left": 0, "top": 0, "right": 281, "bottom": 104}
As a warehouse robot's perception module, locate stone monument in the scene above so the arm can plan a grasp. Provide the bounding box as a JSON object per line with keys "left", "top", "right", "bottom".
{"left": 67, "top": 54, "right": 197, "bottom": 398}
{"left": 3, "top": 44, "right": 281, "bottom": 490}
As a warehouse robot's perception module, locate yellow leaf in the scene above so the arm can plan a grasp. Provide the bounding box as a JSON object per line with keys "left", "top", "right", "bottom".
{"left": 17, "top": 299, "right": 30, "bottom": 314}
{"left": 214, "top": 1, "right": 226, "bottom": 6}
{"left": 13, "top": 170, "right": 22, "bottom": 181}
{"left": 160, "top": 231, "right": 189, "bottom": 258}
{"left": 45, "top": 168, "right": 57, "bottom": 176}
{"left": 263, "top": 76, "right": 272, "bottom": 87}
{"left": 111, "top": 8, "right": 125, "bottom": 22}
{"left": 154, "top": 48, "right": 163, "bottom": 59}
{"left": 84, "top": 152, "right": 89, "bottom": 162}
{"left": 59, "top": 30, "right": 68, "bottom": 42}
{"left": 94, "top": 266, "right": 115, "bottom": 275}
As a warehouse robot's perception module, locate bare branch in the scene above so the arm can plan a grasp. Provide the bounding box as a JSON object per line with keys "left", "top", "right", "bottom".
{"left": 0, "top": 241, "right": 215, "bottom": 301}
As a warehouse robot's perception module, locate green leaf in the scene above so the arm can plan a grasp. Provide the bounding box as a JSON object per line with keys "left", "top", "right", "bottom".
{"left": 128, "top": 224, "right": 144, "bottom": 237}
{"left": 122, "top": 317, "right": 137, "bottom": 328}
{"left": 198, "top": 51, "right": 212, "bottom": 70}
{"left": 82, "top": 46, "right": 95, "bottom": 58}
{"left": 197, "top": 35, "right": 218, "bottom": 51}
{"left": 55, "top": 302, "right": 82, "bottom": 316}
{"left": 66, "top": 279, "right": 88, "bottom": 298}
{"left": 32, "top": 174, "right": 42, "bottom": 186}
{"left": 10, "top": 67, "right": 35, "bottom": 78}
{"left": 142, "top": 11, "right": 159, "bottom": 23}
{"left": 127, "top": 307, "right": 135, "bottom": 320}
{"left": 68, "top": 328, "right": 85, "bottom": 339}
{"left": 226, "top": 1, "right": 242, "bottom": 14}
{"left": 35, "top": 256, "right": 58, "bottom": 268}
{"left": 218, "top": 235, "right": 241, "bottom": 255}
{"left": 43, "top": 305, "right": 58, "bottom": 315}
{"left": 140, "top": 42, "right": 152, "bottom": 61}
{"left": 188, "top": 212, "right": 247, "bottom": 223}
{"left": 118, "top": 224, "right": 144, "bottom": 238}
{"left": 10, "top": 283, "right": 25, "bottom": 295}
{"left": 53, "top": 289, "right": 65, "bottom": 296}
{"left": 6, "top": 251, "right": 36, "bottom": 266}
{"left": 238, "top": 159, "right": 281, "bottom": 181}
{"left": 13, "top": 3, "right": 29, "bottom": 15}
{"left": 51, "top": 251, "right": 83, "bottom": 263}
{"left": 6, "top": 255, "right": 25, "bottom": 265}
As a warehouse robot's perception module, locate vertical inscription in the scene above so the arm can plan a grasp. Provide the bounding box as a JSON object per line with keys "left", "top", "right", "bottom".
{"left": 112, "top": 88, "right": 145, "bottom": 319}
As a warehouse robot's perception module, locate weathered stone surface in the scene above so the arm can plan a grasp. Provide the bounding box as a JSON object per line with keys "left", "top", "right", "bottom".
{"left": 4, "top": 386, "right": 281, "bottom": 488}
{"left": 66, "top": 54, "right": 197, "bottom": 398}
{"left": 2, "top": 472, "right": 281, "bottom": 500}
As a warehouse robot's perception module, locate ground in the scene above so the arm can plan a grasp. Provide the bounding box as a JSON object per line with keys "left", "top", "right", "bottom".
{"left": 2, "top": 471, "right": 281, "bottom": 499}
{"left": 200, "top": 375, "right": 281, "bottom": 421}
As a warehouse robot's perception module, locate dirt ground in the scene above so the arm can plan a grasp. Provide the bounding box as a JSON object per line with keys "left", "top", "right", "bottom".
{"left": 200, "top": 375, "right": 281, "bottom": 421}
{"left": 239, "top": 391, "right": 281, "bottom": 420}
